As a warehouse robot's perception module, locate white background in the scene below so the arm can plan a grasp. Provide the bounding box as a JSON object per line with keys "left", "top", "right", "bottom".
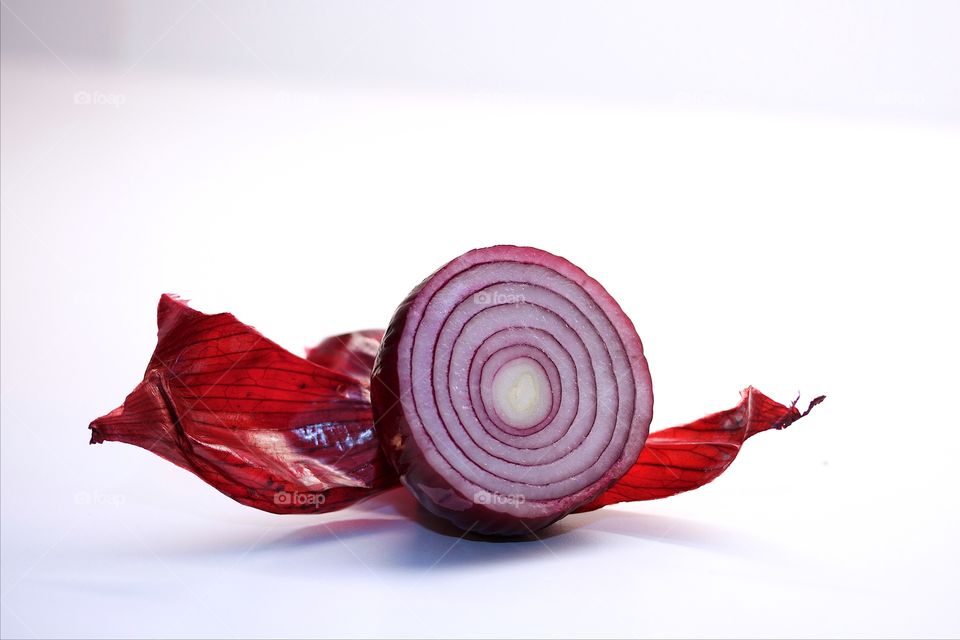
{"left": 2, "top": 2, "right": 959, "bottom": 638}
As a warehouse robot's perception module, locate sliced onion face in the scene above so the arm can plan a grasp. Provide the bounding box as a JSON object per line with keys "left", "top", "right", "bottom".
{"left": 371, "top": 246, "right": 653, "bottom": 535}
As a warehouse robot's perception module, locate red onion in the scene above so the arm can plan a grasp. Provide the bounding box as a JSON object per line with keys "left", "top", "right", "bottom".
{"left": 371, "top": 246, "right": 654, "bottom": 535}
{"left": 89, "top": 246, "right": 822, "bottom": 536}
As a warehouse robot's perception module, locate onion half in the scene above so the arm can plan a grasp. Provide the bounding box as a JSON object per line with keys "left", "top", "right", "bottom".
{"left": 371, "top": 246, "right": 654, "bottom": 535}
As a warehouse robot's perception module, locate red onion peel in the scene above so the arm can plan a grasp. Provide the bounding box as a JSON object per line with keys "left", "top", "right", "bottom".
{"left": 89, "top": 295, "right": 396, "bottom": 514}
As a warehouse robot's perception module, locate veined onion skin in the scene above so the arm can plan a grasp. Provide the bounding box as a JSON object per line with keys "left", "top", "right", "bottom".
{"left": 371, "top": 246, "right": 654, "bottom": 536}
{"left": 89, "top": 296, "right": 396, "bottom": 514}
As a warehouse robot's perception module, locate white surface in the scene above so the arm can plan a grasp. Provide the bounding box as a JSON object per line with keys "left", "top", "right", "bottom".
{"left": 2, "top": 4, "right": 959, "bottom": 638}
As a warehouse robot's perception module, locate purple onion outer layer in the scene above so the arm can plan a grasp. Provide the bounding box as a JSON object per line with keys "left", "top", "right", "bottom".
{"left": 371, "top": 246, "right": 654, "bottom": 535}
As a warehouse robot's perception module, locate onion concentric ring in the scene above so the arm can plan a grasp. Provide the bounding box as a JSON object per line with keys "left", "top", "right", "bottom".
{"left": 371, "top": 246, "right": 653, "bottom": 535}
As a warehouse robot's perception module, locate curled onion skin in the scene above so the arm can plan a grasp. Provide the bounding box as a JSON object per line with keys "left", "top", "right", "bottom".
{"left": 306, "top": 329, "right": 384, "bottom": 383}
{"left": 371, "top": 246, "right": 654, "bottom": 536}
{"left": 90, "top": 295, "right": 396, "bottom": 514}
{"left": 576, "top": 387, "right": 825, "bottom": 511}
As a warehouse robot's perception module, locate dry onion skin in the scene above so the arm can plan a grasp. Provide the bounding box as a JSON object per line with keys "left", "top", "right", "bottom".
{"left": 90, "top": 245, "right": 822, "bottom": 536}
{"left": 89, "top": 296, "right": 396, "bottom": 514}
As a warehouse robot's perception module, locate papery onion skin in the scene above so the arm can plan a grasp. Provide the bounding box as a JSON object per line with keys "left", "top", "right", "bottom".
{"left": 89, "top": 295, "right": 397, "bottom": 514}
{"left": 576, "top": 387, "right": 825, "bottom": 511}
{"left": 371, "top": 246, "right": 654, "bottom": 536}
{"left": 306, "top": 329, "right": 384, "bottom": 383}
